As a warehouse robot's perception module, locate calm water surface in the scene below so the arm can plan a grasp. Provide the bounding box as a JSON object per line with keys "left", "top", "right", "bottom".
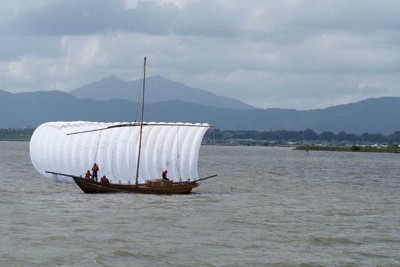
{"left": 1, "top": 141, "right": 399, "bottom": 266}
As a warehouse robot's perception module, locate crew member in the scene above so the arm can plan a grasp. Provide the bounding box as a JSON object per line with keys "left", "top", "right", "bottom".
{"left": 162, "top": 170, "right": 169, "bottom": 180}
{"left": 100, "top": 175, "right": 109, "bottom": 184}
{"left": 85, "top": 170, "right": 92, "bottom": 179}
{"left": 92, "top": 163, "right": 99, "bottom": 182}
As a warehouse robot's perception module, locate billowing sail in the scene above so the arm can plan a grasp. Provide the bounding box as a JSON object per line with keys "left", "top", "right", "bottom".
{"left": 30, "top": 121, "right": 210, "bottom": 183}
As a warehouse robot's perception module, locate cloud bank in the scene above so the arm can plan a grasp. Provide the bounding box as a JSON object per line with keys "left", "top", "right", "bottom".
{"left": 1, "top": 0, "right": 400, "bottom": 109}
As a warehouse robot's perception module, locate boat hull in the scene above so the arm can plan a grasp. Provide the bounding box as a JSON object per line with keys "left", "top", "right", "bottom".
{"left": 72, "top": 176, "right": 198, "bottom": 194}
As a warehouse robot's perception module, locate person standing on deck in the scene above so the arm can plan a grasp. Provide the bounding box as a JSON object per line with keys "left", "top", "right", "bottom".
{"left": 92, "top": 163, "right": 99, "bottom": 182}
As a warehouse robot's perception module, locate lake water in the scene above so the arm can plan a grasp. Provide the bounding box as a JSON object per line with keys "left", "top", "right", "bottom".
{"left": 1, "top": 141, "right": 399, "bottom": 266}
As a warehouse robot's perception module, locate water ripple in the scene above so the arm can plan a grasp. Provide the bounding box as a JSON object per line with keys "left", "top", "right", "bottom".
{"left": 1, "top": 143, "right": 400, "bottom": 266}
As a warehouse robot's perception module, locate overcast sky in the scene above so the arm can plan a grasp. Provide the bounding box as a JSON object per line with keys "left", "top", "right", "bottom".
{"left": 1, "top": 0, "right": 400, "bottom": 110}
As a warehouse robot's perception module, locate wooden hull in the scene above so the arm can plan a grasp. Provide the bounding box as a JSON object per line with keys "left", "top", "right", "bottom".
{"left": 72, "top": 176, "right": 198, "bottom": 194}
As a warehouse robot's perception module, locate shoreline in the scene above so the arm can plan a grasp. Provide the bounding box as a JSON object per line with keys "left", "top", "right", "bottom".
{"left": 295, "top": 145, "right": 400, "bottom": 153}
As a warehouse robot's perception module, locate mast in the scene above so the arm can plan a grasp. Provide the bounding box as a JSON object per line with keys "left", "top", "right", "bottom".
{"left": 135, "top": 57, "right": 146, "bottom": 185}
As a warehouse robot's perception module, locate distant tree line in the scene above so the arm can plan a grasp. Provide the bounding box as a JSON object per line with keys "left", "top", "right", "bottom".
{"left": 204, "top": 128, "right": 400, "bottom": 144}
{"left": 2, "top": 127, "right": 400, "bottom": 144}
{"left": 0, "top": 128, "right": 34, "bottom": 141}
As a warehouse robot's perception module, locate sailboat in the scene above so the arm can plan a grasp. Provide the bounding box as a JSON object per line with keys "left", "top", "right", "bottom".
{"left": 30, "top": 57, "right": 216, "bottom": 194}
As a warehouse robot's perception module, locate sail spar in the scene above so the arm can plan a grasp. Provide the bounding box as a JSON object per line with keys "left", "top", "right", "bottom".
{"left": 30, "top": 121, "right": 210, "bottom": 183}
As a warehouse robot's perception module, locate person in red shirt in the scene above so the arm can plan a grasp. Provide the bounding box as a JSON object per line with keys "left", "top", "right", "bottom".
{"left": 85, "top": 170, "right": 92, "bottom": 179}
{"left": 92, "top": 163, "right": 99, "bottom": 182}
{"left": 100, "top": 175, "right": 109, "bottom": 184}
{"left": 162, "top": 170, "right": 169, "bottom": 180}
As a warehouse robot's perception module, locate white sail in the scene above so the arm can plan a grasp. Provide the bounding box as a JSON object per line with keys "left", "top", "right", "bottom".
{"left": 30, "top": 121, "right": 210, "bottom": 183}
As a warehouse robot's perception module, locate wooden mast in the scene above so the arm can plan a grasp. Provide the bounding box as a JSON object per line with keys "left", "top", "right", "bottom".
{"left": 135, "top": 57, "right": 146, "bottom": 185}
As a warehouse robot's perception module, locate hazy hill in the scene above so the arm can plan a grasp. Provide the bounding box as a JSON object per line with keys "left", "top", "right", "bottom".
{"left": 70, "top": 75, "right": 254, "bottom": 110}
{"left": 1, "top": 88, "right": 400, "bottom": 134}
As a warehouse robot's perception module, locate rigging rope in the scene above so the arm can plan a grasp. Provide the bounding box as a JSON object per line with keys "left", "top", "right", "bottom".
{"left": 175, "top": 125, "right": 183, "bottom": 182}
{"left": 134, "top": 59, "right": 146, "bottom": 123}
{"left": 93, "top": 130, "right": 101, "bottom": 164}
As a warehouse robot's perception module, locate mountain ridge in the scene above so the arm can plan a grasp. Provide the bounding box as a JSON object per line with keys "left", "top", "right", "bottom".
{"left": 1, "top": 80, "right": 400, "bottom": 134}
{"left": 70, "top": 75, "right": 254, "bottom": 110}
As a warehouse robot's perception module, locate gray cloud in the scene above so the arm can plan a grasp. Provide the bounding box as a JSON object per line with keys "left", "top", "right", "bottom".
{"left": 1, "top": 0, "right": 400, "bottom": 109}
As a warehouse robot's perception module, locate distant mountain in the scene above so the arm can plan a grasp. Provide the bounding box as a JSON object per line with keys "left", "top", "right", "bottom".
{"left": 1, "top": 88, "right": 400, "bottom": 134}
{"left": 70, "top": 75, "right": 254, "bottom": 110}
{"left": 0, "top": 90, "right": 136, "bottom": 127}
